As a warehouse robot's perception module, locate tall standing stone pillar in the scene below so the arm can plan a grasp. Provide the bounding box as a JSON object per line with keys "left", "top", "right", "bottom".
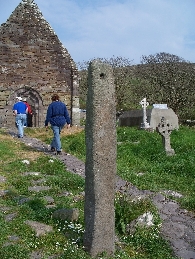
{"left": 84, "top": 60, "right": 116, "bottom": 257}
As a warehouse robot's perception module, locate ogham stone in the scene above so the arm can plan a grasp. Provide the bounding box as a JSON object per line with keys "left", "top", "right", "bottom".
{"left": 84, "top": 60, "right": 116, "bottom": 257}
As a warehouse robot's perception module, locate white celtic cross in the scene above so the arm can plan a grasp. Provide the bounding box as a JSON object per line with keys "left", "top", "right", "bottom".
{"left": 139, "top": 98, "right": 150, "bottom": 129}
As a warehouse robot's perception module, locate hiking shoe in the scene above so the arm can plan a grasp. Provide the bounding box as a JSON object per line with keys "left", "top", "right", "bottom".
{"left": 56, "top": 151, "right": 62, "bottom": 155}
{"left": 51, "top": 147, "right": 55, "bottom": 152}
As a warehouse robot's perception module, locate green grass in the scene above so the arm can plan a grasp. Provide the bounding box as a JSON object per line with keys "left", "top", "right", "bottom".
{"left": 1, "top": 126, "right": 189, "bottom": 258}
{"left": 51, "top": 125, "right": 195, "bottom": 212}
{"left": 116, "top": 126, "right": 195, "bottom": 212}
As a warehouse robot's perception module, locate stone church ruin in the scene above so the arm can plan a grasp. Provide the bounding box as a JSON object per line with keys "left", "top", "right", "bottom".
{"left": 0, "top": 0, "right": 80, "bottom": 127}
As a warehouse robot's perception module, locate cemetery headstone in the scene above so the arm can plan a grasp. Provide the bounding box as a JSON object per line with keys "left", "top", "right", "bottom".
{"left": 84, "top": 60, "right": 116, "bottom": 257}
{"left": 157, "top": 117, "right": 175, "bottom": 156}
{"left": 139, "top": 97, "right": 150, "bottom": 129}
{"left": 150, "top": 104, "right": 178, "bottom": 130}
{"left": 153, "top": 104, "right": 168, "bottom": 109}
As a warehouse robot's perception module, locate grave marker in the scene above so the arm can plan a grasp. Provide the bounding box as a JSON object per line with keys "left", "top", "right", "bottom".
{"left": 157, "top": 117, "right": 175, "bottom": 156}
{"left": 140, "top": 97, "right": 150, "bottom": 129}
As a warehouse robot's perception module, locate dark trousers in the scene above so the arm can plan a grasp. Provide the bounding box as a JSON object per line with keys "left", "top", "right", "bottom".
{"left": 27, "top": 114, "right": 33, "bottom": 127}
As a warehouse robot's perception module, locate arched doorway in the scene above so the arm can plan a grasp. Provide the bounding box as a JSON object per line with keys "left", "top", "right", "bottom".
{"left": 10, "top": 87, "right": 44, "bottom": 127}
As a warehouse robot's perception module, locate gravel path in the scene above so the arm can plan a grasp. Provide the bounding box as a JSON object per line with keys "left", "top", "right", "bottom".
{"left": 7, "top": 128, "right": 195, "bottom": 259}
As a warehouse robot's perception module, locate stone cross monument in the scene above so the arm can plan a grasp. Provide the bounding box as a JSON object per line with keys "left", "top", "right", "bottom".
{"left": 157, "top": 117, "right": 175, "bottom": 156}
{"left": 139, "top": 98, "right": 150, "bottom": 129}
{"left": 84, "top": 60, "right": 116, "bottom": 257}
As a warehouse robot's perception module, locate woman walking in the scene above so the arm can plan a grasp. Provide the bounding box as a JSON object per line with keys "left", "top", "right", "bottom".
{"left": 45, "top": 94, "right": 70, "bottom": 155}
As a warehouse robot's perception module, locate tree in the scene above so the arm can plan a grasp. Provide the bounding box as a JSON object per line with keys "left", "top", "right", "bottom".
{"left": 77, "top": 56, "right": 139, "bottom": 111}
{"left": 136, "top": 52, "right": 195, "bottom": 119}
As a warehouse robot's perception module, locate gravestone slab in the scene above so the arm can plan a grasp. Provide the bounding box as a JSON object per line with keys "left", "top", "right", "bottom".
{"left": 153, "top": 104, "right": 168, "bottom": 109}
{"left": 150, "top": 108, "right": 178, "bottom": 130}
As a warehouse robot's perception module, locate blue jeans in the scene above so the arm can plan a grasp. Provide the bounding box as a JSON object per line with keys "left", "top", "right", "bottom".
{"left": 15, "top": 114, "right": 27, "bottom": 137}
{"left": 51, "top": 125, "right": 63, "bottom": 151}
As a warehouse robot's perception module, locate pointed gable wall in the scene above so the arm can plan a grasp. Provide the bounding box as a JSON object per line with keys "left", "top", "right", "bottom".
{"left": 0, "top": 0, "right": 80, "bottom": 127}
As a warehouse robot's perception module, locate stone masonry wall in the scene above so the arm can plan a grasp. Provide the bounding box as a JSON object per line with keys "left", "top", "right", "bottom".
{"left": 0, "top": 0, "right": 79, "bottom": 127}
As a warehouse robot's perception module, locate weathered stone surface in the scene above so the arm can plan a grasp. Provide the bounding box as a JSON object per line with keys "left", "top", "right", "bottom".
{"left": 157, "top": 117, "right": 175, "bottom": 155}
{"left": 17, "top": 197, "right": 31, "bottom": 205}
{"left": 5, "top": 213, "right": 18, "bottom": 222}
{"left": 161, "top": 221, "right": 185, "bottom": 238}
{"left": 161, "top": 201, "right": 180, "bottom": 215}
{"left": 31, "top": 178, "right": 46, "bottom": 185}
{"left": 43, "top": 196, "right": 54, "bottom": 205}
{"left": 126, "top": 212, "right": 154, "bottom": 235}
{"left": 176, "top": 249, "right": 195, "bottom": 259}
{"left": 28, "top": 185, "right": 51, "bottom": 192}
{"left": 150, "top": 108, "right": 179, "bottom": 130}
{"left": 0, "top": 175, "right": 6, "bottom": 183}
{"left": 0, "top": 206, "right": 11, "bottom": 212}
{"left": 3, "top": 235, "right": 20, "bottom": 247}
{"left": 0, "top": 189, "right": 11, "bottom": 197}
{"left": 8, "top": 235, "right": 20, "bottom": 242}
{"left": 84, "top": 60, "right": 116, "bottom": 257}
{"left": 0, "top": 0, "right": 80, "bottom": 127}
{"left": 52, "top": 208, "right": 79, "bottom": 221}
{"left": 29, "top": 250, "right": 43, "bottom": 259}
{"left": 25, "top": 220, "right": 53, "bottom": 236}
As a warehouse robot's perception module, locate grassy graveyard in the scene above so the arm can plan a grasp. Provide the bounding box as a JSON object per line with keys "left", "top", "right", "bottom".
{"left": 1, "top": 125, "right": 195, "bottom": 258}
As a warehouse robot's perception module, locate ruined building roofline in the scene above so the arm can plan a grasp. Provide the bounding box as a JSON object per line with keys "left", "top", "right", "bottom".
{"left": 21, "top": 0, "right": 34, "bottom": 4}
{"left": 0, "top": 0, "right": 78, "bottom": 72}
{"left": 6, "top": 0, "right": 53, "bottom": 34}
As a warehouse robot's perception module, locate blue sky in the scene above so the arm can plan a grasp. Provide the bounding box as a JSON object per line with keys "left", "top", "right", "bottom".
{"left": 0, "top": 0, "right": 195, "bottom": 65}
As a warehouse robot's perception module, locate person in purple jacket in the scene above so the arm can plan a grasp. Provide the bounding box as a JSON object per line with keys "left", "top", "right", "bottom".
{"left": 13, "top": 96, "right": 28, "bottom": 138}
{"left": 45, "top": 94, "right": 71, "bottom": 155}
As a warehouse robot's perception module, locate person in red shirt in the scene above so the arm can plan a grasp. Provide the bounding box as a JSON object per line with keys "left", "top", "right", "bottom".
{"left": 23, "top": 98, "right": 33, "bottom": 127}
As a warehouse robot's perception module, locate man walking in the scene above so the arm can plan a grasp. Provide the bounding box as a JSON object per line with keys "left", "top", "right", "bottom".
{"left": 45, "top": 94, "right": 70, "bottom": 155}
{"left": 13, "top": 97, "right": 28, "bottom": 138}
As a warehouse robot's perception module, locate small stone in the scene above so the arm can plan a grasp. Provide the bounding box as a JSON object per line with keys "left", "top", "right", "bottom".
{"left": 52, "top": 208, "right": 79, "bottom": 221}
